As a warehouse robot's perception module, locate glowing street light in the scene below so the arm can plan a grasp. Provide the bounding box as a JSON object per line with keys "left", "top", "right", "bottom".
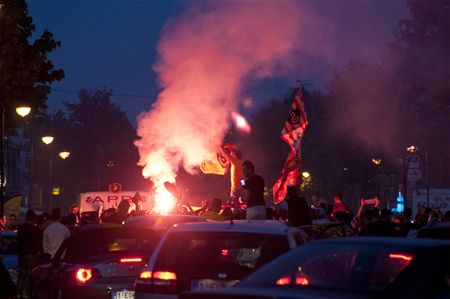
{"left": 371, "top": 158, "right": 382, "bottom": 165}
{"left": 15, "top": 106, "right": 31, "bottom": 118}
{"left": 301, "top": 171, "right": 311, "bottom": 179}
{"left": 407, "top": 145, "right": 418, "bottom": 153}
{"left": 58, "top": 151, "right": 70, "bottom": 160}
{"left": 41, "top": 136, "right": 54, "bottom": 145}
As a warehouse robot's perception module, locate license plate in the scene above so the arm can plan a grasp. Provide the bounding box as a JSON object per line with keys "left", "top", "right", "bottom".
{"left": 191, "top": 279, "right": 239, "bottom": 291}
{"left": 112, "top": 290, "right": 135, "bottom": 299}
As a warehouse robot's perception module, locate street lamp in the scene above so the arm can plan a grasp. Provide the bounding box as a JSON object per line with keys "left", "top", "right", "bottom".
{"left": 301, "top": 171, "right": 311, "bottom": 179}
{"left": 407, "top": 145, "right": 418, "bottom": 153}
{"left": 59, "top": 151, "right": 70, "bottom": 160}
{"left": 16, "top": 106, "right": 31, "bottom": 118}
{"left": 41, "top": 136, "right": 54, "bottom": 145}
{"left": 371, "top": 158, "right": 382, "bottom": 165}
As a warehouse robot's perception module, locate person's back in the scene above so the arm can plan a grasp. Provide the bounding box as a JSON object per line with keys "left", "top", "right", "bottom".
{"left": 202, "top": 198, "right": 226, "bottom": 221}
{"left": 102, "top": 200, "right": 130, "bottom": 227}
{"left": 242, "top": 161, "right": 266, "bottom": 220}
{"left": 43, "top": 208, "right": 70, "bottom": 258}
{"left": 17, "top": 210, "right": 42, "bottom": 298}
{"left": 286, "top": 185, "right": 312, "bottom": 227}
{"left": 18, "top": 221, "right": 42, "bottom": 256}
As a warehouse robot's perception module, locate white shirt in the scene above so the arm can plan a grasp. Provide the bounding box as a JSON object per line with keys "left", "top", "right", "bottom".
{"left": 43, "top": 221, "right": 70, "bottom": 258}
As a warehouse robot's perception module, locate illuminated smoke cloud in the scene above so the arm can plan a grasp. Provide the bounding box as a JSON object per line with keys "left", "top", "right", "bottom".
{"left": 135, "top": 1, "right": 307, "bottom": 197}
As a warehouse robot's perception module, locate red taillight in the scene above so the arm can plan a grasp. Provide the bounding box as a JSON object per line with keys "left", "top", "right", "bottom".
{"left": 120, "top": 257, "right": 143, "bottom": 263}
{"left": 138, "top": 270, "right": 177, "bottom": 281}
{"left": 76, "top": 268, "right": 93, "bottom": 283}
{"left": 276, "top": 274, "right": 309, "bottom": 286}
{"left": 389, "top": 253, "right": 413, "bottom": 262}
{"left": 153, "top": 271, "right": 177, "bottom": 280}
{"left": 295, "top": 276, "right": 309, "bottom": 285}
{"left": 276, "top": 276, "right": 291, "bottom": 285}
{"left": 139, "top": 270, "right": 152, "bottom": 280}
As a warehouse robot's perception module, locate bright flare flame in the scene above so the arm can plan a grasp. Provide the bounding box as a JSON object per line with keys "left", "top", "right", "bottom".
{"left": 154, "top": 185, "right": 177, "bottom": 213}
{"left": 231, "top": 111, "right": 251, "bottom": 133}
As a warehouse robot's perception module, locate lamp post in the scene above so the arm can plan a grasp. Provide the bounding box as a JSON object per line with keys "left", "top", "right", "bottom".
{"left": 0, "top": 105, "right": 32, "bottom": 216}
{"left": 16, "top": 106, "right": 32, "bottom": 207}
{"left": 41, "top": 135, "right": 54, "bottom": 208}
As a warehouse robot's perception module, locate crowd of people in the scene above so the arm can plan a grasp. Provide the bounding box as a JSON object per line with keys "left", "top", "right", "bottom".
{"left": 1, "top": 159, "right": 449, "bottom": 298}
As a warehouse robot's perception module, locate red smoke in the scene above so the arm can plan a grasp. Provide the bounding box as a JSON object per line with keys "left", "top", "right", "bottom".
{"left": 135, "top": 1, "right": 305, "bottom": 210}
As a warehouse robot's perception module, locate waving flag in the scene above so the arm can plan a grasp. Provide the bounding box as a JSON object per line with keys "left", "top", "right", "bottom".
{"left": 273, "top": 87, "right": 308, "bottom": 204}
{"left": 200, "top": 150, "right": 230, "bottom": 175}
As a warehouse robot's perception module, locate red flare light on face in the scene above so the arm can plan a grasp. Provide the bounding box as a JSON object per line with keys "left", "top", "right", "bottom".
{"left": 231, "top": 111, "right": 251, "bottom": 133}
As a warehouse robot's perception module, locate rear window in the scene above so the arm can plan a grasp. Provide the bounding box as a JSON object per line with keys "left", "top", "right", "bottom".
{"left": 417, "top": 228, "right": 450, "bottom": 240}
{"left": 155, "top": 232, "right": 289, "bottom": 270}
{"left": 248, "top": 245, "right": 414, "bottom": 292}
{"left": 58, "top": 229, "right": 158, "bottom": 262}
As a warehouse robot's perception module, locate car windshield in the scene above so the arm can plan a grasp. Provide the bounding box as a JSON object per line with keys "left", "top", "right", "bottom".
{"left": 245, "top": 243, "right": 415, "bottom": 292}
{"left": 155, "top": 231, "right": 290, "bottom": 270}
{"left": 57, "top": 228, "right": 158, "bottom": 262}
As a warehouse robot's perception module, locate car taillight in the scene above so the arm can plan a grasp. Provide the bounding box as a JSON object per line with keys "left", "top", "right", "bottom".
{"left": 139, "top": 270, "right": 153, "bottom": 279}
{"left": 276, "top": 276, "right": 291, "bottom": 285}
{"left": 389, "top": 253, "right": 413, "bottom": 262}
{"left": 276, "top": 274, "right": 309, "bottom": 286}
{"left": 153, "top": 271, "right": 177, "bottom": 281}
{"left": 135, "top": 269, "right": 177, "bottom": 294}
{"left": 75, "top": 268, "right": 101, "bottom": 283}
{"left": 120, "top": 257, "right": 143, "bottom": 263}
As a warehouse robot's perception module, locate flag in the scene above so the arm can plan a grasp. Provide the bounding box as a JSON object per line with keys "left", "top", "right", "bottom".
{"left": 281, "top": 87, "right": 308, "bottom": 154}
{"left": 200, "top": 151, "right": 230, "bottom": 175}
{"left": 273, "top": 151, "right": 299, "bottom": 204}
{"left": 273, "top": 87, "right": 308, "bottom": 204}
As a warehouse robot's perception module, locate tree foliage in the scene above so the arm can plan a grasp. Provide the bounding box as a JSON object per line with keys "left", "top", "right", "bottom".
{"left": 0, "top": 0, "right": 64, "bottom": 127}
{"left": 34, "top": 89, "right": 148, "bottom": 209}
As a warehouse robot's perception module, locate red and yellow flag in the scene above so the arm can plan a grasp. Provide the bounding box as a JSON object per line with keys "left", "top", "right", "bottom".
{"left": 273, "top": 87, "right": 308, "bottom": 204}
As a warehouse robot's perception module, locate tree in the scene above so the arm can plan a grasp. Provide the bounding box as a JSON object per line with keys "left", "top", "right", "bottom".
{"left": 0, "top": 0, "right": 64, "bottom": 127}
{"left": 36, "top": 89, "right": 148, "bottom": 210}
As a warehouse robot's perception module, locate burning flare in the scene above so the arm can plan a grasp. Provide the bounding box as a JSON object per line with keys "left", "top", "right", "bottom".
{"left": 231, "top": 111, "right": 251, "bottom": 133}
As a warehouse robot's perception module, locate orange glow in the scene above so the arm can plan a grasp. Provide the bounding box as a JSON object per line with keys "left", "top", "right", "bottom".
{"left": 153, "top": 271, "right": 177, "bottom": 280}
{"left": 295, "top": 276, "right": 309, "bottom": 285}
{"left": 120, "top": 257, "right": 142, "bottom": 263}
{"left": 389, "top": 253, "right": 413, "bottom": 262}
{"left": 231, "top": 111, "right": 251, "bottom": 133}
{"left": 76, "top": 268, "right": 93, "bottom": 283}
{"left": 154, "top": 185, "right": 177, "bottom": 213}
{"left": 276, "top": 276, "right": 291, "bottom": 285}
{"left": 139, "top": 270, "right": 152, "bottom": 279}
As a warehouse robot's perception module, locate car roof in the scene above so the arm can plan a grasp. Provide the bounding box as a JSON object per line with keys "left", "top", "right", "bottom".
{"left": 169, "top": 220, "right": 294, "bottom": 235}
{"left": 312, "top": 236, "right": 450, "bottom": 249}
{"left": 68, "top": 227, "right": 158, "bottom": 241}
{"left": 123, "top": 214, "right": 206, "bottom": 226}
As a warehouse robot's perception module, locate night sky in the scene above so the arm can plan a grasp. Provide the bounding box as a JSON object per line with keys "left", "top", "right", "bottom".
{"left": 27, "top": 0, "right": 409, "bottom": 125}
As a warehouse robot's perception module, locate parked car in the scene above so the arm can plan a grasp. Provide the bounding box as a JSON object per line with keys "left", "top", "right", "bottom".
{"left": 30, "top": 227, "right": 159, "bottom": 299}
{"left": 0, "top": 231, "right": 19, "bottom": 285}
{"left": 182, "top": 237, "right": 450, "bottom": 299}
{"left": 416, "top": 222, "right": 450, "bottom": 240}
{"left": 135, "top": 220, "right": 309, "bottom": 299}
